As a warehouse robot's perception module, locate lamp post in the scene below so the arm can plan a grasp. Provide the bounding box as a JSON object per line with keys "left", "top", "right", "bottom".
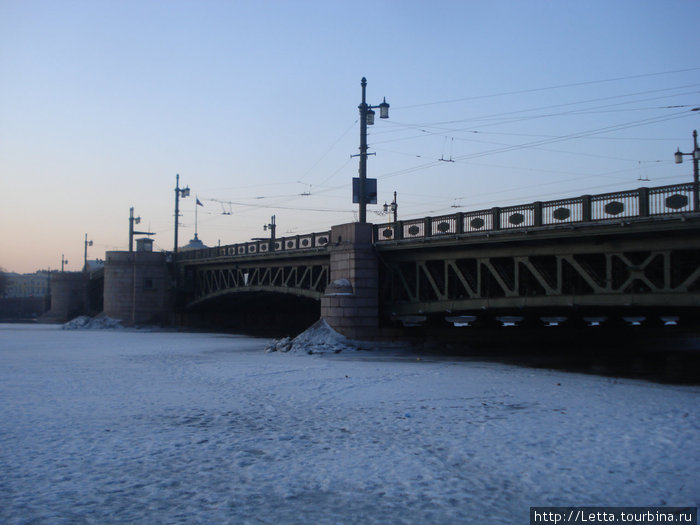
{"left": 674, "top": 129, "right": 700, "bottom": 211}
{"left": 129, "top": 207, "right": 154, "bottom": 252}
{"left": 173, "top": 173, "right": 190, "bottom": 258}
{"left": 356, "top": 77, "right": 389, "bottom": 223}
{"left": 83, "top": 233, "right": 93, "bottom": 272}
{"left": 383, "top": 191, "right": 398, "bottom": 222}
{"left": 61, "top": 254, "right": 68, "bottom": 272}
{"left": 263, "top": 215, "right": 276, "bottom": 250}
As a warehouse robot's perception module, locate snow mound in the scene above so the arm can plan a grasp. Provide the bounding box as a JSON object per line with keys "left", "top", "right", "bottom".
{"left": 63, "top": 315, "right": 124, "bottom": 330}
{"left": 265, "top": 319, "right": 357, "bottom": 354}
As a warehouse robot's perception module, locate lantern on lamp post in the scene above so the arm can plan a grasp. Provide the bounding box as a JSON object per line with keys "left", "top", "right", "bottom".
{"left": 383, "top": 191, "right": 398, "bottom": 222}
{"left": 674, "top": 129, "right": 700, "bottom": 211}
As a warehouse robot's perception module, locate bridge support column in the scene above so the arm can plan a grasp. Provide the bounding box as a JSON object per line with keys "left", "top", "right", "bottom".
{"left": 104, "top": 251, "right": 173, "bottom": 325}
{"left": 321, "top": 222, "right": 379, "bottom": 340}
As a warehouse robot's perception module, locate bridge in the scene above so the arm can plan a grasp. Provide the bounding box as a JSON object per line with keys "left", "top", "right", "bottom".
{"left": 176, "top": 182, "right": 700, "bottom": 338}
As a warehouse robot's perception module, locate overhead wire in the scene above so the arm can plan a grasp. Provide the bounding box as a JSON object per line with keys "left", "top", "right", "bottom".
{"left": 195, "top": 68, "right": 698, "bottom": 229}
{"left": 375, "top": 108, "right": 696, "bottom": 168}
{"left": 449, "top": 110, "right": 695, "bottom": 162}
{"left": 372, "top": 84, "right": 700, "bottom": 144}
{"left": 395, "top": 67, "right": 700, "bottom": 109}
{"left": 296, "top": 119, "right": 358, "bottom": 185}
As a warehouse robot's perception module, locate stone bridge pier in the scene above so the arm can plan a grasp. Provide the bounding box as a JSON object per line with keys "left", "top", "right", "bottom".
{"left": 321, "top": 223, "right": 379, "bottom": 340}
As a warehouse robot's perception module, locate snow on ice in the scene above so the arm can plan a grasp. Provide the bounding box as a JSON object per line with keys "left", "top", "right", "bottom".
{"left": 62, "top": 315, "right": 124, "bottom": 330}
{"left": 265, "top": 319, "right": 381, "bottom": 354}
{"left": 0, "top": 322, "right": 698, "bottom": 524}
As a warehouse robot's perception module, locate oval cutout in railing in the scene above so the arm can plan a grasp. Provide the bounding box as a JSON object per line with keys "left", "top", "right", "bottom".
{"left": 301, "top": 239, "right": 310, "bottom": 247}
{"left": 407, "top": 225, "right": 421, "bottom": 236}
{"left": 437, "top": 221, "right": 451, "bottom": 233}
{"left": 382, "top": 228, "right": 393, "bottom": 238}
{"left": 317, "top": 236, "right": 328, "bottom": 245}
{"left": 470, "top": 217, "right": 485, "bottom": 229}
{"left": 665, "top": 194, "right": 688, "bottom": 210}
{"left": 286, "top": 241, "right": 295, "bottom": 249}
{"left": 604, "top": 201, "right": 624, "bottom": 215}
{"left": 509, "top": 213, "right": 525, "bottom": 225}
{"left": 552, "top": 207, "right": 571, "bottom": 221}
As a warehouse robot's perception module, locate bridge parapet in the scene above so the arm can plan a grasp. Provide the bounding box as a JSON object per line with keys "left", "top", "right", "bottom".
{"left": 374, "top": 183, "right": 696, "bottom": 242}
{"left": 177, "top": 230, "right": 331, "bottom": 262}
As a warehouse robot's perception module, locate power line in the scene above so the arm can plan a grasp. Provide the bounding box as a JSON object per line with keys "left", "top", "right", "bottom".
{"left": 396, "top": 67, "right": 700, "bottom": 109}
{"left": 203, "top": 196, "right": 354, "bottom": 214}
{"left": 376, "top": 84, "right": 700, "bottom": 143}
{"left": 197, "top": 78, "right": 698, "bottom": 210}
{"left": 375, "top": 109, "right": 694, "bottom": 169}
{"left": 450, "top": 110, "right": 695, "bottom": 162}
{"left": 296, "top": 119, "right": 357, "bottom": 184}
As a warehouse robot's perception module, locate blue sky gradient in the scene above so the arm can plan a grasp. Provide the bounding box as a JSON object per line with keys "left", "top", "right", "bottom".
{"left": 2, "top": 0, "right": 699, "bottom": 272}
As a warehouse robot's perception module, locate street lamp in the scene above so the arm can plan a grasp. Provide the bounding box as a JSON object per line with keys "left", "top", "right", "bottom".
{"left": 129, "top": 207, "right": 155, "bottom": 252}
{"left": 356, "top": 77, "right": 389, "bottom": 223}
{"left": 173, "top": 173, "right": 190, "bottom": 257}
{"left": 674, "top": 129, "right": 700, "bottom": 211}
{"left": 383, "top": 191, "right": 398, "bottom": 222}
{"left": 263, "top": 215, "right": 277, "bottom": 250}
{"left": 83, "top": 233, "right": 93, "bottom": 272}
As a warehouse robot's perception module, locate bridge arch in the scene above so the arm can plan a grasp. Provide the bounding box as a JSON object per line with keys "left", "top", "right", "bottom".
{"left": 183, "top": 254, "right": 330, "bottom": 310}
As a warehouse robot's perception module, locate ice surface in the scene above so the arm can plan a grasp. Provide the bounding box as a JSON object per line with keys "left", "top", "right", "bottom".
{"left": 1, "top": 323, "right": 698, "bottom": 524}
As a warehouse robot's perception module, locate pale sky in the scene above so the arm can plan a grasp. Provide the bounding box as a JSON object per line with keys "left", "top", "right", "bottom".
{"left": 2, "top": 0, "right": 699, "bottom": 274}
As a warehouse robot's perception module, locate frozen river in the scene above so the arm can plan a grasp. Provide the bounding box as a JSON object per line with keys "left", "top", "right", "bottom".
{"left": 1, "top": 323, "right": 698, "bottom": 524}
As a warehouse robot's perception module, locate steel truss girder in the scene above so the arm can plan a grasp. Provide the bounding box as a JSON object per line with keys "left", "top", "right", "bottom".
{"left": 190, "top": 259, "right": 330, "bottom": 304}
{"left": 378, "top": 233, "right": 700, "bottom": 315}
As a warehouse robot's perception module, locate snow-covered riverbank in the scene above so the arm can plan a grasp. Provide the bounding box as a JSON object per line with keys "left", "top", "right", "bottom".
{"left": 1, "top": 323, "right": 698, "bottom": 524}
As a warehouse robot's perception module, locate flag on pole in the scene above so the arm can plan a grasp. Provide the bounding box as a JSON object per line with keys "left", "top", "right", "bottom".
{"left": 196, "top": 198, "right": 203, "bottom": 207}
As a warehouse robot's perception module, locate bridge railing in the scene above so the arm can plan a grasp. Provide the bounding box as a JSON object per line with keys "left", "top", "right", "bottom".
{"left": 375, "top": 183, "right": 696, "bottom": 242}
{"left": 177, "top": 230, "right": 332, "bottom": 262}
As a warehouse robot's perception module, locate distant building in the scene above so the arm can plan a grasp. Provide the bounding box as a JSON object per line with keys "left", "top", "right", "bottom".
{"left": 180, "top": 234, "right": 207, "bottom": 252}
{"left": 3, "top": 271, "right": 50, "bottom": 298}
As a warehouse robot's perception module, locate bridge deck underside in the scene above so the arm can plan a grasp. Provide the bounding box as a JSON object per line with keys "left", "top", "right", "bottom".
{"left": 378, "top": 224, "right": 700, "bottom": 317}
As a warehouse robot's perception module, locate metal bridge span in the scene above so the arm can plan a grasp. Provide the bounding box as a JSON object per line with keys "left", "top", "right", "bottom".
{"left": 177, "top": 183, "right": 700, "bottom": 332}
